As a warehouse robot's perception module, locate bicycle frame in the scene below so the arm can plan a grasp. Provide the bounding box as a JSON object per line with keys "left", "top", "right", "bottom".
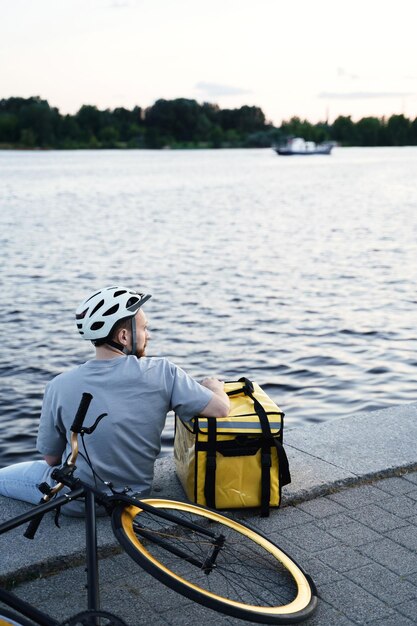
{"left": 0, "top": 393, "right": 235, "bottom": 625}
{"left": 0, "top": 474, "right": 223, "bottom": 625}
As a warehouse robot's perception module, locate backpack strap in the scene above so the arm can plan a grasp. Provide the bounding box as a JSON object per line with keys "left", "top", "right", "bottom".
{"left": 238, "top": 377, "right": 291, "bottom": 516}
{"left": 204, "top": 416, "right": 217, "bottom": 509}
{"left": 238, "top": 378, "right": 272, "bottom": 516}
{"left": 275, "top": 439, "right": 291, "bottom": 487}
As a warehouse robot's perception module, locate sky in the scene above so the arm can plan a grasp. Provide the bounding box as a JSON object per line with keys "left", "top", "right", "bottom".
{"left": 2, "top": 0, "right": 417, "bottom": 125}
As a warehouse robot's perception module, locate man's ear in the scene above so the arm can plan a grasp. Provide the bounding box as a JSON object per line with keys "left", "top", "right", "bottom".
{"left": 116, "top": 326, "right": 129, "bottom": 347}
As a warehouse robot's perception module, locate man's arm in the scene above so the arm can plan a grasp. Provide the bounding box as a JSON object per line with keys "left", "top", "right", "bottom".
{"left": 199, "top": 378, "right": 230, "bottom": 417}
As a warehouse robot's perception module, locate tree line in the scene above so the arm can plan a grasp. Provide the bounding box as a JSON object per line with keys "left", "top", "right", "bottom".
{"left": 1, "top": 96, "right": 417, "bottom": 149}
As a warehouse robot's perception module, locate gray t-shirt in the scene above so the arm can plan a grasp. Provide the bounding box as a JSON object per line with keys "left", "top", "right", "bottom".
{"left": 37, "top": 356, "right": 212, "bottom": 499}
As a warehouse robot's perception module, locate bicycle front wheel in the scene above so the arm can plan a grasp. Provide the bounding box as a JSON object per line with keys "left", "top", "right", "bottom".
{"left": 0, "top": 607, "right": 36, "bottom": 626}
{"left": 112, "top": 499, "right": 317, "bottom": 624}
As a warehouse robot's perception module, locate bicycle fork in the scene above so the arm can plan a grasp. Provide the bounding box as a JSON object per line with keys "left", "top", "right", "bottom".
{"left": 202, "top": 534, "right": 225, "bottom": 575}
{"left": 133, "top": 522, "right": 225, "bottom": 575}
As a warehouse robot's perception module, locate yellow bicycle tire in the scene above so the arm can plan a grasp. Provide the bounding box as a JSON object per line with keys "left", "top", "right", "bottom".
{"left": 0, "top": 608, "right": 35, "bottom": 626}
{"left": 112, "top": 499, "right": 317, "bottom": 624}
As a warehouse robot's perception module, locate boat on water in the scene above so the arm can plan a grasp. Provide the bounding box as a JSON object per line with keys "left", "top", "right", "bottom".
{"left": 274, "top": 137, "right": 333, "bottom": 156}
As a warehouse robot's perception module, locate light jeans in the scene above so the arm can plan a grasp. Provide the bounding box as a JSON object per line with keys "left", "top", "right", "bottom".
{"left": 0, "top": 461, "right": 149, "bottom": 516}
{"left": 0, "top": 460, "right": 101, "bottom": 516}
{"left": 0, "top": 460, "right": 56, "bottom": 504}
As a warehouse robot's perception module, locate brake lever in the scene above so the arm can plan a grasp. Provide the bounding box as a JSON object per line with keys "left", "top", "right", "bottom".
{"left": 81, "top": 413, "right": 108, "bottom": 434}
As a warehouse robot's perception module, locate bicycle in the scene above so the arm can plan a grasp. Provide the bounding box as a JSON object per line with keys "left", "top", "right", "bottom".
{"left": 0, "top": 393, "right": 318, "bottom": 626}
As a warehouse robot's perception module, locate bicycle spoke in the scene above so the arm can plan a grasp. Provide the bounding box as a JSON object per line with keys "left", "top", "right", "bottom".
{"left": 133, "top": 510, "right": 298, "bottom": 607}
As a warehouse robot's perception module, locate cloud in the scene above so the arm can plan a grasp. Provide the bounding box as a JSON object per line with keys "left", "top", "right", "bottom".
{"left": 337, "top": 67, "right": 359, "bottom": 80}
{"left": 195, "top": 82, "right": 252, "bottom": 97}
{"left": 318, "top": 91, "right": 414, "bottom": 100}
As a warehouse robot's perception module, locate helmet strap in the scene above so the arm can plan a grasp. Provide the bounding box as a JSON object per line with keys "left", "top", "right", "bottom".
{"left": 105, "top": 339, "right": 130, "bottom": 355}
{"left": 131, "top": 316, "right": 137, "bottom": 356}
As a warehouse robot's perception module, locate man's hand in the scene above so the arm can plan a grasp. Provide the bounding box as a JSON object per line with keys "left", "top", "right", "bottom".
{"left": 200, "top": 378, "right": 230, "bottom": 417}
{"left": 201, "top": 377, "right": 224, "bottom": 393}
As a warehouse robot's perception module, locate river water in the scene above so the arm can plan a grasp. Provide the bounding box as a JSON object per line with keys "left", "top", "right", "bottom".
{"left": 1, "top": 147, "right": 416, "bottom": 467}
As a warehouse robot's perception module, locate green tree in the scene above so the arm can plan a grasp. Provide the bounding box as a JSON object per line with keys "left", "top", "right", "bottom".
{"left": 356, "top": 117, "right": 382, "bottom": 146}
{"left": 330, "top": 116, "right": 359, "bottom": 145}
{"left": 409, "top": 117, "right": 417, "bottom": 145}
{"left": 280, "top": 117, "right": 317, "bottom": 142}
{"left": 20, "top": 128, "right": 36, "bottom": 147}
{"left": 18, "top": 97, "right": 60, "bottom": 146}
{"left": 386, "top": 114, "right": 410, "bottom": 145}
{"left": 99, "top": 126, "right": 119, "bottom": 147}
{"left": 0, "top": 113, "right": 19, "bottom": 143}
{"left": 75, "top": 105, "right": 109, "bottom": 142}
{"left": 208, "top": 124, "right": 223, "bottom": 148}
{"left": 145, "top": 98, "right": 211, "bottom": 145}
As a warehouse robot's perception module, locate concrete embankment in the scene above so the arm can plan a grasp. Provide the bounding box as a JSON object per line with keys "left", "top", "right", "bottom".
{"left": 1, "top": 403, "right": 417, "bottom": 624}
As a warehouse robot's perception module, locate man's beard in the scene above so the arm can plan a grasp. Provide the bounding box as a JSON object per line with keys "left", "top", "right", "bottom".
{"left": 135, "top": 342, "right": 147, "bottom": 358}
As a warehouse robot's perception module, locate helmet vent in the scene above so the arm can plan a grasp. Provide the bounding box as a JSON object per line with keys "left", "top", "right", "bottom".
{"left": 89, "top": 299, "right": 105, "bottom": 317}
{"left": 91, "top": 321, "right": 105, "bottom": 331}
{"left": 84, "top": 290, "right": 101, "bottom": 304}
{"left": 76, "top": 308, "right": 88, "bottom": 320}
{"left": 126, "top": 297, "right": 140, "bottom": 309}
{"left": 114, "top": 290, "right": 127, "bottom": 297}
{"left": 77, "top": 323, "right": 83, "bottom": 329}
{"left": 103, "top": 304, "right": 119, "bottom": 316}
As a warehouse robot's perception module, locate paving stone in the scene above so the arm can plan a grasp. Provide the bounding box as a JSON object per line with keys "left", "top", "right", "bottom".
{"left": 100, "top": 553, "right": 156, "bottom": 589}
{"left": 261, "top": 530, "right": 310, "bottom": 563}
{"left": 406, "top": 490, "right": 417, "bottom": 502}
{"left": 397, "top": 596, "right": 417, "bottom": 621}
{"left": 99, "top": 579, "right": 165, "bottom": 624}
{"left": 405, "top": 572, "right": 417, "bottom": 586}
{"left": 385, "top": 524, "right": 417, "bottom": 552}
{"left": 160, "top": 601, "right": 238, "bottom": 625}
{"left": 247, "top": 506, "right": 314, "bottom": 533}
{"left": 375, "top": 476, "right": 417, "bottom": 495}
{"left": 404, "top": 473, "right": 417, "bottom": 486}
{"left": 359, "top": 538, "right": 417, "bottom": 576}
{"left": 6, "top": 575, "right": 59, "bottom": 605}
{"left": 315, "top": 512, "right": 355, "bottom": 531}
{"left": 378, "top": 495, "right": 417, "bottom": 519}
{"left": 297, "top": 599, "right": 355, "bottom": 625}
{"left": 133, "top": 580, "right": 194, "bottom": 614}
{"left": 296, "top": 497, "right": 348, "bottom": 518}
{"left": 318, "top": 578, "right": 396, "bottom": 624}
{"left": 327, "top": 484, "right": 389, "bottom": 509}
{"left": 326, "top": 519, "right": 383, "bottom": 547}
{"left": 345, "top": 504, "right": 408, "bottom": 533}
{"left": 345, "top": 562, "right": 417, "bottom": 606}
{"left": 297, "top": 556, "right": 345, "bottom": 586}
{"left": 366, "top": 614, "right": 416, "bottom": 626}
{"left": 279, "top": 522, "right": 339, "bottom": 553}
{"left": 315, "top": 544, "right": 373, "bottom": 572}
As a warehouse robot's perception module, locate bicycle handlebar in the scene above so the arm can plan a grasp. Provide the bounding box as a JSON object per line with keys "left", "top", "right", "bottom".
{"left": 71, "top": 392, "right": 93, "bottom": 433}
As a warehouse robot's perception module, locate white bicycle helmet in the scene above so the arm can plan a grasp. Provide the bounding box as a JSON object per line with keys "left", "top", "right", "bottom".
{"left": 76, "top": 286, "right": 151, "bottom": 354}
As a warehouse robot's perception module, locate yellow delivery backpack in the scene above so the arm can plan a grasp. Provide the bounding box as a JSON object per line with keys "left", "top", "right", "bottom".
{"left": 174, "top": 377, "right": 291, "bottom": 517}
